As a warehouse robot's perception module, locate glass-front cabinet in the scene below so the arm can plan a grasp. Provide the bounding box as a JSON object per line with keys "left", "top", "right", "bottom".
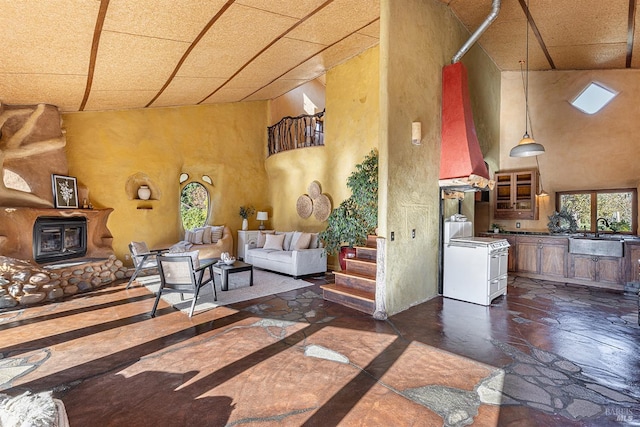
{"left": 494, "top": 169, "right": 539, "bottom": 220}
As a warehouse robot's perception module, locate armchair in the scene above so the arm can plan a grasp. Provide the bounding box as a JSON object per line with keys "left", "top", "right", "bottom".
{"left": 126, "top": 241, "right": 168, "bottom": 289}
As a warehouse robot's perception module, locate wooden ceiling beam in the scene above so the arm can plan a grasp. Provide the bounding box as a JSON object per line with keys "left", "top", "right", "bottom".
{"left": 517, "top": 0, "right": 555, "bottom": 70}
{"left": 627, "top": 0, "right": 636, "bottom": 68}
{"left": 79, "top": 0, "right": 110, "bottom": 111}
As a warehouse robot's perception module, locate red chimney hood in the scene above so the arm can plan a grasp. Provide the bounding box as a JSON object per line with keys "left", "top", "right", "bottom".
{"left": 439, "top": 62, "right": 492, "bottom": 191}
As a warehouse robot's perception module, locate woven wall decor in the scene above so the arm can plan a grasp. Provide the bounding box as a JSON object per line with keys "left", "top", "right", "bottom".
{"left": 296, "top": 194, "right": 313, "bottom": 218}
{"left": 308, "top": 181, "right": 321, "bottom": 200}
{"left": 313, "top": 194, "right": 331, "bottom": 221}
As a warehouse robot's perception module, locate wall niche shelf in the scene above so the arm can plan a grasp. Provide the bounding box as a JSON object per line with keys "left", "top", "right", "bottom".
{"left": 125, "top": 172, "right": 161, "bottom": 202}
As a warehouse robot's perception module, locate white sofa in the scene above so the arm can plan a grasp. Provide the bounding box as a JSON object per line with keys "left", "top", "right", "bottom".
{"left": 244, "top": 231, "right": 326, "bottom": 278}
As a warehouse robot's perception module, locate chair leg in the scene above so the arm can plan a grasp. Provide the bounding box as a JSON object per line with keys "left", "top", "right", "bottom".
{"left": 126, "top": 266, "right": 142, "bottom": 289}
{"left": 150, "top": 291, "right": 162, "bottom": 317}
{"left": 189, "top": 287, "right": 201, "bottom": 317}
{"left": 211, "top": 280, "right": 217, "bottom": 302}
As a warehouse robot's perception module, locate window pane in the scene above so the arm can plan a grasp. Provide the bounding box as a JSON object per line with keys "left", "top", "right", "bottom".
{"left": 180, "top": 182, "right": 209, "bottom": 230}
{"left": 560, "top": 194, "right": 591, "bottom": 231}
{"left": 597, "top": 192, "right": 633, "bottom": 232}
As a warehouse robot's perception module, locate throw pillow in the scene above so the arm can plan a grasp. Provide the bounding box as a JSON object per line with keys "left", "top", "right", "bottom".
{"left": 309, "top": 233, "right": 320, "bottom": 249}
{"left": 130, "top": 241, "right": 149, "bottom": 255}
{"left": 169, "top": 241, "right": 192, "bottom": 252}
{"left": 165, "top": 250, "right": 200, "bottom": 269}
{"left": 257, "top": 230, "right": 275, "bottom": 248}
{"left": 276, "top": 231, "right": 295, "bottom": 251}
{"left": 294, "top": 232, "right": 312, "bottom": 250}
{"left": 185, "top": 230, "right": 195, "bottom": 243}
{"left": 192, "top": 228, "right": 204, "bottom": 245}
{"left": 263, "top": 233, "right": 285, "bottom": 250}
{"left": 210, "top": 226, "right": 224, "bottom": 243}
{"left": 201, "top": 226, "right": 212, "bottom": 244}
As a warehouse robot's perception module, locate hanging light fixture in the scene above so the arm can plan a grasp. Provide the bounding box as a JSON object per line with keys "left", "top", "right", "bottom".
{"left": 510, "top": 0, "right": 545, "bottom": 158}
{"left": 535, "top": 155, "right": 548, "bottom": 197}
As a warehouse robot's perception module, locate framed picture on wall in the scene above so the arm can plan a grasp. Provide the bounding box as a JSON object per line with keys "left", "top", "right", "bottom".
{"left": 52, "top": 174, "right": 79, "bottom": 209}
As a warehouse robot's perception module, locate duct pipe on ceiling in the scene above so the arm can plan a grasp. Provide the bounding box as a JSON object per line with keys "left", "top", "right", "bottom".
{"left": 451, "top": 0, "right": 501, "bottom": 64}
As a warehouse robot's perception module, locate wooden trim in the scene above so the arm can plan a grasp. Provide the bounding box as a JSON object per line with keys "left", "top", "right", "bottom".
{"left": 517, "top": 0, "right": 556, "bottom": 69}
{"left": 198, "top": 0, "right": 336, "bottom": 104}
{"left": 79, "top": 0, "right": 110, "bottom": 111}
{"left": 145, "top": 0, "right": 235, "bottom": 108}
{"left": 627, "top": 0, "right": 636, "bottom": 68}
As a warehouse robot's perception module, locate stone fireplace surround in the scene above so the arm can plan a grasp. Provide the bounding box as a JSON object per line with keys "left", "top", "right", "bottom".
{"left": 0, "top": 207, "right": 129, "bottom": 309}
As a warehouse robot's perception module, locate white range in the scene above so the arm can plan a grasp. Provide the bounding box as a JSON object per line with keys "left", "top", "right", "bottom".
{"left": 443, "top": 220, "right": 510, "bottom": 306}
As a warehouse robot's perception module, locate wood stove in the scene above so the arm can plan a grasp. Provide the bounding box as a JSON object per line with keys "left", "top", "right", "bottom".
{"left": 33, "top": 216, "right": 87, "bottom": 264}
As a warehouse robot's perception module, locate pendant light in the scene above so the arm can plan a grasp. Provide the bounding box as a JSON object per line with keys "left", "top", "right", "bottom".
{"left": 510, "top": 0, "right": 545, "bottom": 158}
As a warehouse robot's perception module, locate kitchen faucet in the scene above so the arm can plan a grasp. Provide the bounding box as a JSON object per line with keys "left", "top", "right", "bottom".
{"left": 595, "top": 217, "right": 609, "bottom": 237}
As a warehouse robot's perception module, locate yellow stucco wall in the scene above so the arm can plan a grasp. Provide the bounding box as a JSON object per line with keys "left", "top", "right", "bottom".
{"left": 379, "top": 0, "right": 501, "bottom": 315}
{"left": 497, "top": 69, "right": 640, "bottom": 232}
{"left": 62, "top": 102, "right": 270, "bottom": 263}
{"left": 265, "top": 46, "right": 380, "bottom": 270}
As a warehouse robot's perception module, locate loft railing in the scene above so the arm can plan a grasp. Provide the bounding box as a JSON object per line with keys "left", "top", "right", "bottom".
{"left": 267, "top": 110, "right": 324, "bottom": 157}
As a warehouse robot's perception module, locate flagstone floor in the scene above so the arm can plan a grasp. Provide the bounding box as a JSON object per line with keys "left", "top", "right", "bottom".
{"left": 1, "top": 273, "right": 639, "bottom": 426}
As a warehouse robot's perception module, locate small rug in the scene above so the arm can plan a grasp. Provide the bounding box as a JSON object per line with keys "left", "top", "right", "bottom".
{"left": 138, "top": 269, "right": 316, "bottom": 315}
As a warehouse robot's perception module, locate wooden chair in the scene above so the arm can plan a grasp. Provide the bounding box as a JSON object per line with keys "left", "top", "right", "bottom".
{"left": 151, "top": 253, "right": 216, "bottom": 318}
{"left": 126, "top": 241, "right": 167, "bottom": 289}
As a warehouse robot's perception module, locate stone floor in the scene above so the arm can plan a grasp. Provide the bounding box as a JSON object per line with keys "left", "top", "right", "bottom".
{"left": 0, "top": 274, "right": 638, "bottom": 426}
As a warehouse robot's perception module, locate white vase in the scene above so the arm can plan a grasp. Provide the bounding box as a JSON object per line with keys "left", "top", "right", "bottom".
{"left": 137, "top": 185, "right": 151, "bottom": 200}
{"left": 242, "top": 218, "right": 248, "bottom": 230}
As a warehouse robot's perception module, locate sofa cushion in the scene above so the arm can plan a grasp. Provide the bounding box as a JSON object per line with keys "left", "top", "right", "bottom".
{"left": 200, "top": 226, "right": 212, "bottom": 244}
{"left": 263, "top": 233, "right": 285, "bottom": 250}
{"left": 276, "top": 231, "right": 295, "bottom": 250}
{"left": 292, "top": 232, "right": 312, "bottom": 250}
{"left": 257, "top": 230, "right": 275, "bottom": 248}
{"left": 248, "top": 248, "right": 278, "bottom": 260}
{"left": 267, "top": 250, "right": 293, "bottom": 262}
{"left": 210, "top": 225, "right": 224, "bottom": 243}
{"left": 192, "top": 228, "right": 204, "bottom": 244}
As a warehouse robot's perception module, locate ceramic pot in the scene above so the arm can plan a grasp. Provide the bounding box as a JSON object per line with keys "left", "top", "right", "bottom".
{"left": 338, "top": 246, "right": 356, "bottom": 271}
{"left": 242, "top": 218, "right": 248, "bottom": 230}
{"left": 137, "top": 185, "right": 151, "bottom": 200}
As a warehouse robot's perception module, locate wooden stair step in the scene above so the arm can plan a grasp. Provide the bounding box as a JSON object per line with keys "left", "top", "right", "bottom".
{"left": 366, "top": 235, "right": 377, "bottom": 248}
{"left": 320, "top": 284, "right": 375, "bottom": 315}
{"left": 333, "top": 271, "right": 375, "bottom": 293}
{"left": 345, "top": 257, "right": 377, "bottom": 276}
{"left": 354, "top": 245, "right": 376, "bottom": 260}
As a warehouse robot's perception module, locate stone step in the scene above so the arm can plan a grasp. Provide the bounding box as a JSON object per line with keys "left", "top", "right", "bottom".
{"left": 344, "top": 257, "right": 377, "bottom": 277}
{"left": 320, "top": 284, "right": 375, "bottom": 315}
{"left": 333, "top": 271, "right": 375, "bottom": 293}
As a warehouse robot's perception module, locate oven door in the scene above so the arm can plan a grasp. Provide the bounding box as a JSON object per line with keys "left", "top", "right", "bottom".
{"left": 489, "top": 248, "right": 509, "bottom": 280}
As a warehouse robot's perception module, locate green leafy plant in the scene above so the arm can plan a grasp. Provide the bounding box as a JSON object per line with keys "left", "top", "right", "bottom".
{"left": 319, "top": 149, "right": 378, "bottom": 256}
{"left": 491, "top": 223, "right": 504, "bottom": 232}
{"left": 239, "top": 205, "right": 255, "bottom": 219}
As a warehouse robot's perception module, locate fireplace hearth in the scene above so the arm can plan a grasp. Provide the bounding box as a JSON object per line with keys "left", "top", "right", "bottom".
{"left": 33, "top": 216, "right": 87, "bottom": 264}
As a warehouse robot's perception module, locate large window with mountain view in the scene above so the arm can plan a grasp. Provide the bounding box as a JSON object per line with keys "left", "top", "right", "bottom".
{"left": 557, "top": 189, "right": 637, "bottom": 234}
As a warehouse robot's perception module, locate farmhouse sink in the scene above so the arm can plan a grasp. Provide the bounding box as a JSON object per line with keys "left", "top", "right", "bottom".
{"left": 569, "top": 237, "right": 624, "bottom": 258}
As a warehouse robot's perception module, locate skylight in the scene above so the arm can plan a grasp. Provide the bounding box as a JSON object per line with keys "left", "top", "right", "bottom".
{"left": 570, "top": 82, "right": 617, "bottom": 114}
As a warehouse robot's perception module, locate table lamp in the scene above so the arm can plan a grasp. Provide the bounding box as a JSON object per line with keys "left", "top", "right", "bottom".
{"left": 256, "top": 211, "right": 268, "bottom": 230}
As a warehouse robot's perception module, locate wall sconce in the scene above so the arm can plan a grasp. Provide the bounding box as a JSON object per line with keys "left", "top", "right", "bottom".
{"left": 256, "top": 211, "right": 269, "bottom": 230}
{"left": 412, "top": 122, "right": 422, "bottom": 146}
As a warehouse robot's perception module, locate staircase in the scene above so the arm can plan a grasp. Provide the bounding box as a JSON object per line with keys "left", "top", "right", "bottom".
{"left": 321, "top": 235, "right": 377, "bottom": 314}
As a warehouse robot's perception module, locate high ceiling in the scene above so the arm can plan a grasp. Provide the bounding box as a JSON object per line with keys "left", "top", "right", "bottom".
{"left": 1, "top": 0, "right": 636, "bottom": 113}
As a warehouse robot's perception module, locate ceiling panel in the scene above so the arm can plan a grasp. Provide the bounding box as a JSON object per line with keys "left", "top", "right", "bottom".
{"left": 91, "top": 32, "right": 190, "bottom": 91}
{"left": 0, "top": 1, "right": 98, "bottom": 75}
{"left": 549, "top": 44, "right": 627, "bottom": 70}
{"left": 235, "top": 0, "right": 330, "bottom": 19}
{"left": 244, "top": 79, "right": 309, "bottom": 101}
{"left": 84, "top": 90, "right": 159, "bottom": 111}
{"left": 176, "top": 4, "right": 299, "bottom": 79}
{"left": 153, "top": 77, "right": 228, "bottom": 108}
{"left": 0, "top": 74, "right": 87, "bottom": 112}
{"left": 103, "top": 0, "right": 229, "bottom": 42}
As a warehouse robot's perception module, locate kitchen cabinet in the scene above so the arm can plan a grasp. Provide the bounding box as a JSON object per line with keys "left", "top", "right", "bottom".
{"left": 515, "top": 236, "right": 568, "bottom": 279}
{"left": 493, "top": 169, "right": 539, "bottom": 220}
{"left": 569, "top": 254, "right": 623, "bottom": 286}
{"left": 625, "top": 241, "right": 640, "bottom": 283}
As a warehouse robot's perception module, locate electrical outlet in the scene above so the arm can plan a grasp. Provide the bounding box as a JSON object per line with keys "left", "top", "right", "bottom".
{"left": 412, "top": 229, "right": 416, "bottom": 239}
{"left": 390, "top": 231, "right": 395, "bottom": 241}
{"left": 516, "top": 222, "right": 521, "bottom": 229}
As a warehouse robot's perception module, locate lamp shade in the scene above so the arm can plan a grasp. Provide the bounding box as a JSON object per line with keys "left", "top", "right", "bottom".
{"left": 510, "top": 134, "right": 545, "bottom": 157}
{"left": 256, "top": 211, "right": 268, "bottom": 221}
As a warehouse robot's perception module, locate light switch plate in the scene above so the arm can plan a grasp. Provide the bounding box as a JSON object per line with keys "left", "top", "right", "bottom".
{"left": 391, "top": 231, "right": 395, "bottom": 241}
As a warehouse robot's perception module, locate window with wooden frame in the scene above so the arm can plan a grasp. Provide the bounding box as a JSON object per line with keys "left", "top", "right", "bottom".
{"left": 556, "top": 189, "right": 637, "bottom": 235}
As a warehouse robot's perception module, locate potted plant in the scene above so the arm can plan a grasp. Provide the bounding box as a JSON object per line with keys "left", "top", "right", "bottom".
{"left": 319, "top": 149, "right": 378, "bottom": 270}
{"left": 239, "top": 205, "right": 255, "bottom": 231}
{"left": 491, "top": 223, "right": 504, "bottom": 233}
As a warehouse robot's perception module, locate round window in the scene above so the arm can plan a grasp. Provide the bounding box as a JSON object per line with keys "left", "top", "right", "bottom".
{"left": 180, "top": 182, "right": 209, "bottom": 230}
